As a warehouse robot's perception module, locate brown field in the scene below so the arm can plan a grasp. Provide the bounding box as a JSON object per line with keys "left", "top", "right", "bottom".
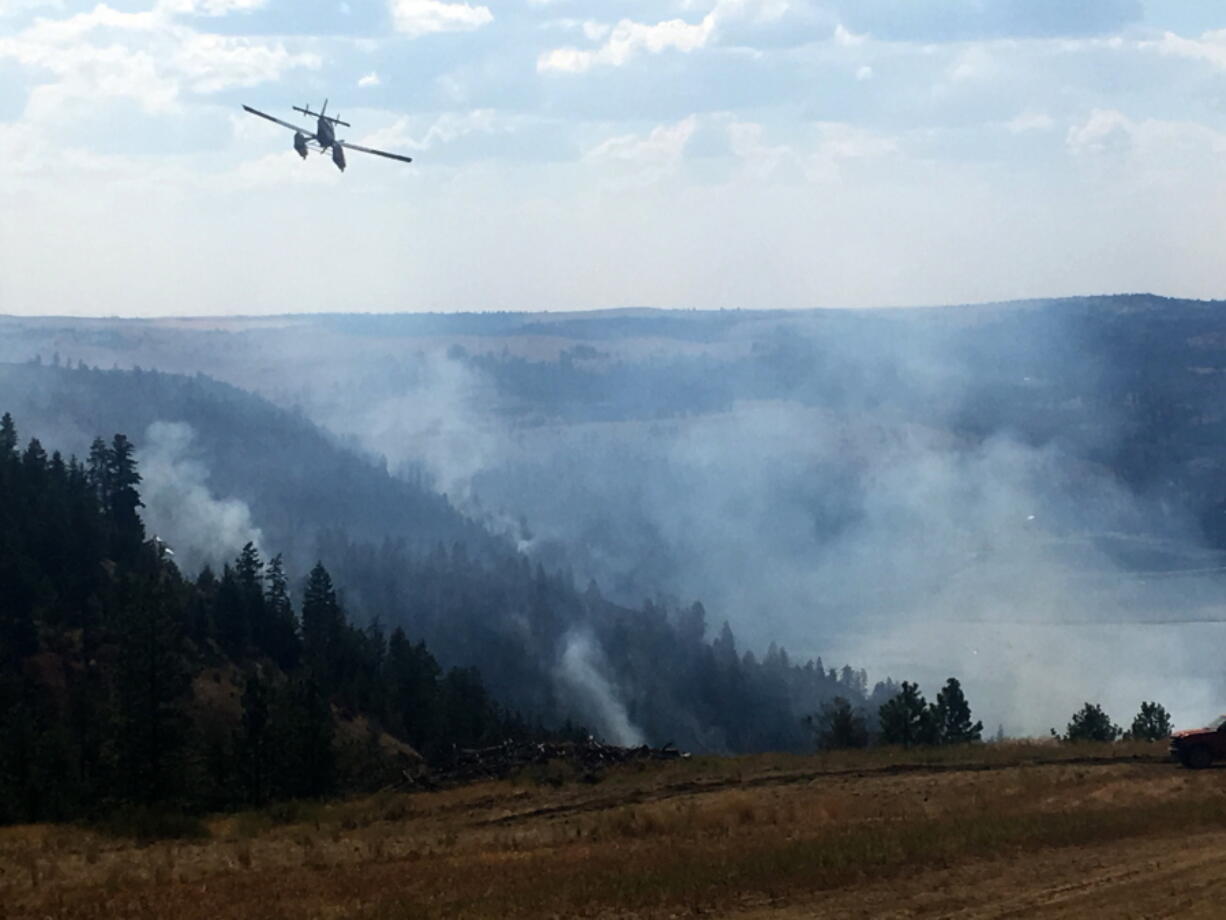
{"left": 5, "top": 741, "right": 1226, "bottom": 919}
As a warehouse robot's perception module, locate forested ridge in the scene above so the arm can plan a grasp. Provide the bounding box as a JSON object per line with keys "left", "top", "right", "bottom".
{"left": 0, "top": 412, "right": 542, "bottom": 824}
{"left": 0, "top": 408, "right": 895, "bottom": 825}
{"left": 0, "top": 361, "right": 494, "bottom": 563}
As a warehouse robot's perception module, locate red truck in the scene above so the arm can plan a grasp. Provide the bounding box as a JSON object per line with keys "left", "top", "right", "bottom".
{"left": 1169, "top": 715, "right": 1226, "bottom": 768}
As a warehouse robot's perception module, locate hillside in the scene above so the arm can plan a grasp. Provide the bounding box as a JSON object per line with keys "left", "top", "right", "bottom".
{"left": 0, "top": 402, "right": 882, "bottom": 756}
{"left": 0, "top": 414, "right": 548, "bottom": 825}
{"left": 0, "top": 363, "right": 494, "bottom": 571}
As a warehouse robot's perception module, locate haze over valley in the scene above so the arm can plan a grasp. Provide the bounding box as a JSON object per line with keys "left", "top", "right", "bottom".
{"left": 4, "top": 294, "right": 1226, "bottom": 740}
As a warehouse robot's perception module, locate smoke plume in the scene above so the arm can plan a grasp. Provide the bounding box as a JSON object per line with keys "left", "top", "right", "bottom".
{"left": 137, "top": 421, "right": 264, "bottom": 572}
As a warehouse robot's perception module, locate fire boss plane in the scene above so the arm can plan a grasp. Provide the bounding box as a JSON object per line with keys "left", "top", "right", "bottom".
{"left": 241, "top": 99, "right": 413, "bottom": 172}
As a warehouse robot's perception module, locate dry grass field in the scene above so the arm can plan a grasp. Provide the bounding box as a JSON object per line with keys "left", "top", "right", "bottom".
{"left": 5, "top": 741, "right": 1226, "bottom": 919}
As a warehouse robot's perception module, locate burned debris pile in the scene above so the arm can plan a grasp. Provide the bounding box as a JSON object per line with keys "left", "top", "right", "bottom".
{"left": 407, "top": 739, "right": 689, "bottom": 787}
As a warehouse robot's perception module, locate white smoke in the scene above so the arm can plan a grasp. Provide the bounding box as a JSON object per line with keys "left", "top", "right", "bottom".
{"left": 315, "top": 349, "right": 507, "bottom": 505}
{"left": 555, "top": 630, "right": 645, "bottom": 746}
{"left": 137, "top": 421, "right": 264, "bottom": 571}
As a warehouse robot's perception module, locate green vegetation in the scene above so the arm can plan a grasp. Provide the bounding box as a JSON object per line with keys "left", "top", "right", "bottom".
{"left": 875, "top": 678, "right": 983, "bottom": 748}
{"left": 1058, "top": 702, "right": 1124, "bottom": 743}
{"left": 1128, "top": 701, "right": 1173, "bottom": 742}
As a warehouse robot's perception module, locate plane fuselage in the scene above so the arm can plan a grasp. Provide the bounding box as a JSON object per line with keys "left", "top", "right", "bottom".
{"left": 317, "top": 117, "right": 335, "bottom": 148}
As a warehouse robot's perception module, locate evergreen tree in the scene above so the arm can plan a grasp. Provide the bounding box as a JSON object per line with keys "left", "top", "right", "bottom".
{"left": 105, "top": 434, "right": 145, "bottom": 563}
{"left": 86, "top": 437, "right": 110, "bottom": 507}
{"left": 930, "top": 677, "right": 983, "bottom": 744}
{"left": 878, "top": 681, "right": 933, "bottom": 747}
{"left": 0, "top": 412, "right": 16, "bottom": 457}
{"left": 234, "top": 542, "right": 266, "bottom": 655}
{"left": 213, "top": 564, "right": 246, "bottom": 654}
{"left": 386, "top": 627, "right": 442, "bottom": 751}
{"left": 108, "top": 566, "right": 192, "bottom": 804}
{"left": 277, "top": 677, "right": 335, "bottom": 799}
{"left": 236, "top": 670, "right": 273, "bottom": 806}
{"left": 302, "top": 562, "right": 344, "bottom": 690}
{"left": 21, "top": 438, "right": 47, "bottom": 480}
{"left": 263, "top": 554, "right": 301, "bottom": 670}
{"left": 807, "top": 696, "right": 868, "bottom": 750}
{"left": 1128, "top": 701, "right": 1172, "bottom": 741}
{"left": 1061, "top": 702, "right": 1121, "bottom": 743}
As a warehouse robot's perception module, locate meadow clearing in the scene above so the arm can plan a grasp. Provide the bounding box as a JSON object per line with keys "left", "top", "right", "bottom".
{"left": 4, "top": 741, "right": 1224, "bottom": 919}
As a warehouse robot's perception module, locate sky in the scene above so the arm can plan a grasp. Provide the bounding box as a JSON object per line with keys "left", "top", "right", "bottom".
{"left": 1, "top": 0, "right": 1225, "bottom": 316}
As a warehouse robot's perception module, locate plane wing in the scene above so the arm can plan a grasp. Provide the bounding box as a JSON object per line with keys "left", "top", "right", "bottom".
{"left": 242, "top": 105, "right": 316, "bottom": 139}
{"left": 338, "top": 140, "right": 414, "bottom": 164}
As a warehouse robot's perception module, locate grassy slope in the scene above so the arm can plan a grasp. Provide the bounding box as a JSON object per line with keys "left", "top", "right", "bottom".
{"left": 6, "top": 741, "right": 1225, "bottom": 919}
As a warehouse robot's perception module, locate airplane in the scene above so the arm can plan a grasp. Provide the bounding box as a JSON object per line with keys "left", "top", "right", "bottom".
{"left": 241, "top": 99, "right": 413, "bottom": 172}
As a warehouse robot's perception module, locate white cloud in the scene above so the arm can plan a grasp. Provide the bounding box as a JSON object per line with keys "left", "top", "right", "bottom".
{"left": 175, "top": 34, "right": 320, "bottom": 93}
{"left": 728, "top": 119, "right": 798, "bottom": 180}
{"left": 539, "top": 16, "right": 715, "bottom": 73}
{"left": 806, "top": 122, "right": 898, "bottom": 182}
{"left": 389, "top": 0, "right": 492, "bottom": 37}
{"left": 537, "top": 0, "right": 790, "bottom": 73}
{"left": 222, "top": 151, "right": 343, "bottom": 190}
{"left": 0, "top": 4, "right": 319, "bottom": 117}
{"left": 582, "top": 20, "right": 610, "bottom": 42}
{"left": 1147, "top": 29, "right": 1226, "bottom": 70}
{"left": 855, "top": 64, "right": 873, "bottom": 80}
{"left": 357, "top": 109, "right": 526, "bottom": 156}
{"left": 0, "top": 0, "right": 61, "bottom": 15}
{"left": 585, "top": 115, "right": 697, "bottom": 182}
{"left": 157, "top": 0, "right": 267, "bottom": 16}
{"left": 1066, "top": 108, "right": 1133, "bottom": 156}
{"left": 834, "top": 23, "right": 865, "bottom": 46}
{"left": 947, "top": 45, "right": 995, "bottom": 82}
{"left": 1066, "top": 108, "right": 1226, "bottom": 162}
{"left": 358, "top": 70, "right": 381, "bottom": 87}
{"left": 1007, "top": 110, "right": 1055, "bottom": 134}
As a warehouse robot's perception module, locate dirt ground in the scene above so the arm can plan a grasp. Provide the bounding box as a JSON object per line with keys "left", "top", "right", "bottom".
{"left": 4, "top": 743, "right": 1226, "bottom": 919}
{"left": 732, "top": 830, "right": 1226, "bottom": 919}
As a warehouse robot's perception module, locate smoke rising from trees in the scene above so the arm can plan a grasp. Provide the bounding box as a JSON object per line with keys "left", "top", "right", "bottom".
{"left": 137, "top": 421, "right": 264, "bottom": 571}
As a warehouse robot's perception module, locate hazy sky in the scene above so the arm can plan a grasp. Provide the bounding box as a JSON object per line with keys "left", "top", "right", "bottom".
{"left": 1, "top": 0, "right": 1224, "bottom": 316}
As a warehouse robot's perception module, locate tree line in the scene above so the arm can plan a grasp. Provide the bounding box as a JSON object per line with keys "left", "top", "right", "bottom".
{"left": 808, "top": 678, "right": 1174, "bottom": 750}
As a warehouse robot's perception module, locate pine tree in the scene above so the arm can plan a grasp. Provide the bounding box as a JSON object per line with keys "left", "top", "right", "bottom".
{"left": 21, "top": 438, "right": 47, "bottom": 481}
{"left": 807, "top": 696, "right": 868, "bottom": 750}
{"left": 236, "top": 670, "right": 273, "bottom": 806}
{"left": 386, "top": 627, "right": 442, "bottom": 751}
{"left": 277, "top": 677, "right": 335, "bottom": 799}
{"left": 108, "top": 567, "right": 191, "bottom": 804}
{"left": 930, "top": 677, "right": 983, "bottom": 744}
{"left": 263, "top": 554, "right": 301, "bottom": 670}
{"left": 878, "top": 681, "right": 933, "bottom": 747}
{"left": 302, "top": 562, "right": 344, "bottom": 691}
{"left": 1061, "top": 702, "right": 1121, "bottom": 743}
{"left": 1128, "top": 701, "right": 1172, "bottom": 741}
{"left": 105, "top": 434, "right": 145, "bottom": 563}
{"left": 86, "top": 438, "right": 110, "bottom": 507}
{"left": 0, "top": 413, "right": 16, "bottom": 457}
{"left": 213, "top": 564, "right": 246, "bottom": 654}
{"left": 234, "top": 542, "right": 266, "bottom": 656}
